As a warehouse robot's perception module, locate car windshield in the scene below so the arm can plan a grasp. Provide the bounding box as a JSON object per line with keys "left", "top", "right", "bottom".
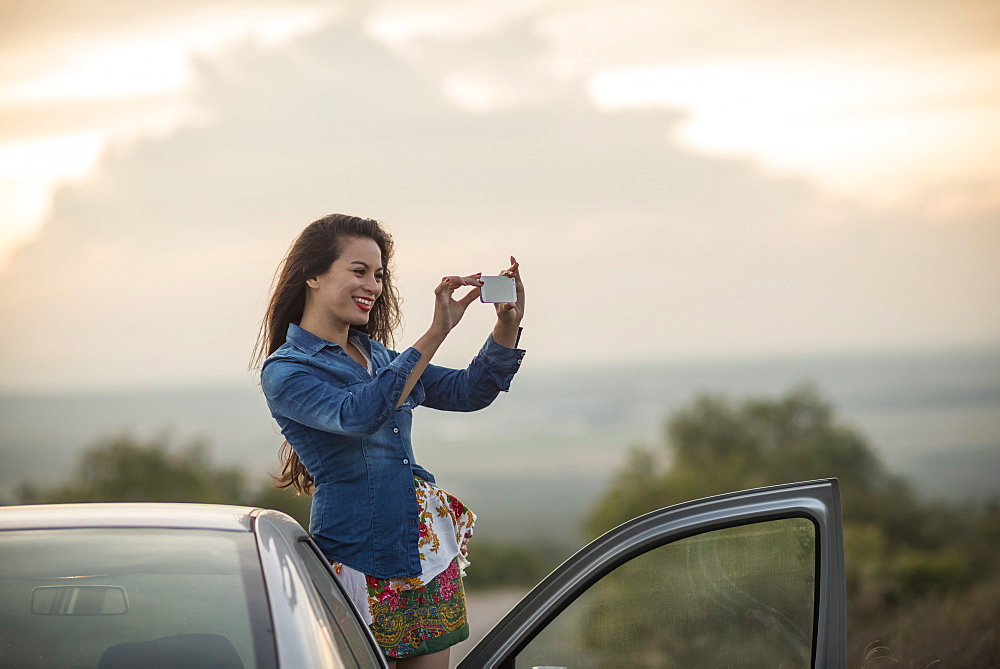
{"left": 0, "top": 527, "right": 275, "bottom": 669}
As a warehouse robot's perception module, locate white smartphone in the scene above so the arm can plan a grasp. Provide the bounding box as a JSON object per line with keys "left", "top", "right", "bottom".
{"left": 478, "top": 275, "right": 516, "bottom": 303}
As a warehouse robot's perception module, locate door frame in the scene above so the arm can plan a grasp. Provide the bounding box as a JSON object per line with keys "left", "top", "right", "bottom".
{"left": 459, "top": 478, "right": 846, "bottom": 669}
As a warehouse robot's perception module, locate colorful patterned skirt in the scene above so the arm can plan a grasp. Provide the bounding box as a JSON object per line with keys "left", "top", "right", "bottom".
{"left": 331, "top": 478, "right": 475, "bottom": 660}
{"left": 361, "top": 558, "right": 469, "bottom": 658}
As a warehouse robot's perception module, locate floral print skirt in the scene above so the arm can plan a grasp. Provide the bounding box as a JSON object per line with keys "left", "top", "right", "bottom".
{"left": 331, "top": 477, "right": 475, "bottom": 660}
{"left": 363, "top": 558, "right": 469, "bottom": 658}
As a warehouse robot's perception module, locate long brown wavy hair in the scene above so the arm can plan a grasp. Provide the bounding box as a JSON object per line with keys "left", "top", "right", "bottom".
{"left": 251, "top": 214, "right": 402, "bottom": 494}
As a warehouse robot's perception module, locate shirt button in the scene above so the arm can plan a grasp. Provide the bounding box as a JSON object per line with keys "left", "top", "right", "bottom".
{"left": 393, "top": 427, "right": 399, "bottom": 434}
{"left": 402, "top": 459, "right": 409, "bottom": 465}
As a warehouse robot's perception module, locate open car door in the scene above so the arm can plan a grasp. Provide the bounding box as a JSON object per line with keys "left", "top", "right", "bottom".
{"left": 459, "top": 479, "right": 846, "bottom": 669}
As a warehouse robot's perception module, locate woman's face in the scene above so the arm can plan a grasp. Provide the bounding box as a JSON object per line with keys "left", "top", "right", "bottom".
{"left": 305, "top": 236, "right": 384, "bottom": 331}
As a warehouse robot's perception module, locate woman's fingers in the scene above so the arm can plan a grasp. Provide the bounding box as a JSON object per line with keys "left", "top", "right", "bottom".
{"left": 499, "top": 257, "right": 522, "bottom": 289}
{"left": 458, "top": 286, "right": 482, "bottom": 307}
{"left": 495, "top": 255, "right": 524, "bottom": 323}
{"left": 436, "top": 273, "right": 482, "bottom": 294}
{"left": 451, "top": 273, "right": 483, "bottom": 307}
{"left": 440, "top": 273, "right": 482, "bottom": 286}
{"left": 501, "top": 257, "right": 523, "bottom": 293}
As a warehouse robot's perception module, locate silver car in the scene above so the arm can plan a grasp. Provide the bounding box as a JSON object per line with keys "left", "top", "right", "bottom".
{"left": 0, "top": 479, "right": 847, "bottom": 668}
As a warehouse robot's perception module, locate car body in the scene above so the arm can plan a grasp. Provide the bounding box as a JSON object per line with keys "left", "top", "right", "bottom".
{"left": 0, "top": 479, "right": 846, "bottom": 668}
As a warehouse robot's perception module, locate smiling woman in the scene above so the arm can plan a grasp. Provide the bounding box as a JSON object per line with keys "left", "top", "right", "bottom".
{"left": 253, "top": 213, "right": 526, "bottom": 667}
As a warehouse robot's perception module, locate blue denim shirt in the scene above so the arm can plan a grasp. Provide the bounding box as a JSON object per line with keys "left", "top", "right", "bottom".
{"left": 261, "top": 323, "right": 525, "bottom": 578}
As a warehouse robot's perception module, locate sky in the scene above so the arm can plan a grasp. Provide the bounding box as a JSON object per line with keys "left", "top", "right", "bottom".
{"left": 0, "top": 0, "right": 998, "bottom": 393}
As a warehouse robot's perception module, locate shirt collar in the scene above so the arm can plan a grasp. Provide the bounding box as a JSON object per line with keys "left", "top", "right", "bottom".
{"left": 285, "top": 323, "right": 372, "bottom": 356}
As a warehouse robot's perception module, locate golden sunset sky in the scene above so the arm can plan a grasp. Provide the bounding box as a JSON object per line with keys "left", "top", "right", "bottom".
{"left": 1, "top": 0, "right": 998, "bottom": 391}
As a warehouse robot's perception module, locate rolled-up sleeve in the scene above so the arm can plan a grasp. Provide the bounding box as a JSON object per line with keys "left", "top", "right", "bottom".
{"left": 262, "top": 347, "right": 423, "bottom": 434}
{"left": 420, "top": 330, "right": 526, "bottom": 412}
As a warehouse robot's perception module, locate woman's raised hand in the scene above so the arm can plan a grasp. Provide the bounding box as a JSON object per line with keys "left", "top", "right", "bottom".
{"left": 490, "top": 256, "right": 524, "bottom": 349}
{"left": 432, "top": 273, "right": 483, "bottom": 335}
{"left": 495, "top": 257, "right": 524, "bottom": 326}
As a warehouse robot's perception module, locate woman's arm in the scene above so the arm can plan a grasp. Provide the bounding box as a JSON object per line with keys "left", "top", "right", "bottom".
{"left": 419, "top": 332, "right": 525, "bottom": 412}
{"left": 266, "top": 260, "right": 523, "bottom": 426}
{"left": 394, "top": 272, "right": 484, "bottom": 408}
{"left": 397, "top": 256, "right": 525, "bottom": 408}
{"left": 262, "top": 350, "right": 422, "bottom": 435}
{"left": 420, "top": 257, "right": 526, "bottom": 412}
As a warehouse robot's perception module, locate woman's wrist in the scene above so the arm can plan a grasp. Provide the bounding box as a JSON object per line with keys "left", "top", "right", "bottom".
{"left": 416, "top": 327, "right": 448, "bottom": 352}
{"left": 397, "top": 328, "right": 447, "bottom": 408}
{"left": 491, "top": 320, "right": 521, "bottom": 348}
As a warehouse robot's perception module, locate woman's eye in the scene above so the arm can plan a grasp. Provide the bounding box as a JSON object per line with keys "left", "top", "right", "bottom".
{"left": 375, "top": 274, "right": 384, "bottom": 281}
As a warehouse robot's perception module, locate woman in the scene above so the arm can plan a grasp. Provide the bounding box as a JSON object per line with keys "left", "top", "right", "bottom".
{"left": 252, "top": 214, "right": 525, "bottom": 667}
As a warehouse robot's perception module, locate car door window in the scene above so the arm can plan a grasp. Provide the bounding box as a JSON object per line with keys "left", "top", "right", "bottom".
{"left": 514, "top": 517, "right": 816, "bottom": 669}
{"left": 293, "top": 540, "right": 383, "bottom": 668}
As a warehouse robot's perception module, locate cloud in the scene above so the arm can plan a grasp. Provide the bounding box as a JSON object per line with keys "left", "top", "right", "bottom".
{"left": 365, "top": 1, "right": 1000, "bottom": 207}
{"left": 0, "top": 9, "right": 997, "bottom": 391}
{"left": 586, "top": 52, "right": 1000, "bottom": 206}
{"left": 0, "top": 0, "right": 338, "bottom": 268}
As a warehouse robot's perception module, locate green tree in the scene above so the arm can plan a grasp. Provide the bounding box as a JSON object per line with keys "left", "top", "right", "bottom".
{"left": 15, "top": 433, "right": 312, "bottom": 529}
{"left": 587, "top": 386, "right": 918, "bottom": 541}
{"left": 17, "top": 433, "right": 246, "bottom": 505}
{"left": 585, "top": 386, "right": 1000, "bottom": 667}
{"left": 463, "top": 540, "right": 558, "bottom": 591}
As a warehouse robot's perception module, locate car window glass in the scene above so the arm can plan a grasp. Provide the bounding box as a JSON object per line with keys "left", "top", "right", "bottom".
{"left": 515, "top": 517, "right": 817, "bottom": 668}
{"left": 0, "top": 528, "right": 275, "bottom": 669}
{"left": 293, "top": 540, "right": 383, "bottom": 668}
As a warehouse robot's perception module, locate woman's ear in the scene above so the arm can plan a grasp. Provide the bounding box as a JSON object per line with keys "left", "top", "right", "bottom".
{"left": 305, "top": 276, "right": 320, "bottom": 289}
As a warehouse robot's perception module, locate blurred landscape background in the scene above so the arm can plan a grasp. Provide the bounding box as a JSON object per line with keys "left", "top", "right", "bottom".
{"left": 2, "top": 0, "right": 998, "bottom": 666}
{"left": 3, "top": 347, "right": 1000, "bottom": 533}
{"left": 3, "top": 347, "right": 999, "bottom": 665}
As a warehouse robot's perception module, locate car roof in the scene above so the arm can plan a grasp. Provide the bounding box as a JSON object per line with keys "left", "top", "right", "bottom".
{"left": 0, "top": 503, "right": 258, "bottom": 532}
